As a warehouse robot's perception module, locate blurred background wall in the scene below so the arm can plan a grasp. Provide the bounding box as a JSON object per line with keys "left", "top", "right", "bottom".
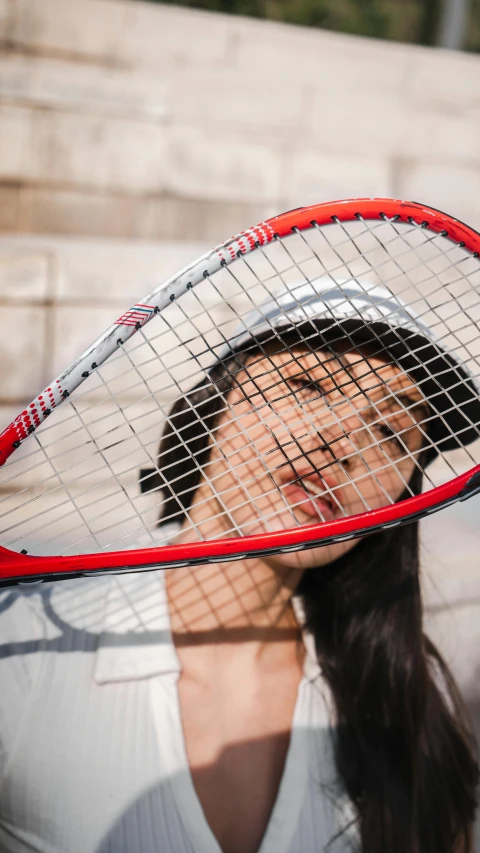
{"left": 0, "top": 0, "right": 479, "bottom": 385}
{"left": 0, "top": 0, "right": 480, "bottom": 811}
{"left": 1, "top": 0, "right": 480, "bottom": 241}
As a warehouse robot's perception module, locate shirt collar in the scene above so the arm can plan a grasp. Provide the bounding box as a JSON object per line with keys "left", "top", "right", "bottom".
{"left": 93, "top": 570, "right": 321, "bottom": 685}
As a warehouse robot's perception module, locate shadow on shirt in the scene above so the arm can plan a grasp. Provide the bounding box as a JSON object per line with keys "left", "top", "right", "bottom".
{"left": 93, "top": 735, "right": 356, "bottom": 853}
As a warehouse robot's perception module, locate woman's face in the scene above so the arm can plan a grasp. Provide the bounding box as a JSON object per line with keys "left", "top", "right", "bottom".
{"left": 187, "top": 344, "right": 428, "bottom": 568}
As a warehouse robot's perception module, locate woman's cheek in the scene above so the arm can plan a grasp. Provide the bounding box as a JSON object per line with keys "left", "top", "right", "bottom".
{"left": 375, "top": 460, "right": 416, "bottom": 505}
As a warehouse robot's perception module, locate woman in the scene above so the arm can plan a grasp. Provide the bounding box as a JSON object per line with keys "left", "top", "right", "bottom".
{"left": 152, "top": 281, "right": 479, "bottom": 853}
{"left": 0, "top": 283, "right": 478, "bottom": 853}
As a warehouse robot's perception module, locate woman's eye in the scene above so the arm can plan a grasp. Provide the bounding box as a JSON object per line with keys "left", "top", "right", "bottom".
{"left": 288, "top": 378, "right": 323, "bottom": 398}
{"left": 376, "top": 423, "right": 402, "bottom": 446}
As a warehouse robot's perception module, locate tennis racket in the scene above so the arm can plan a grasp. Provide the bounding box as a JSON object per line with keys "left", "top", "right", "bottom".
{"left": 1, "top": 198, "right": 479, "bottom": 588}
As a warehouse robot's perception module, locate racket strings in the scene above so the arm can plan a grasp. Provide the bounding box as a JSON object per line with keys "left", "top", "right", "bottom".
{"left": 230, "top": 228, "right": 422, "bottom": 507}
{"left": 0, "top": 344, "right": 454, "bottom": 540}
{"left": 167, "top": 265, "right": 375, "bottom": 535}
{"left": 160, "top": 282, "right": 294, "bottom": 535}
{"left": 239, "top": 244, "right": 436, "bottom": 503}
{"left": 15, "top": 364, "right": 382, "bottom": 544}
{"left": 290, "top": 219, "right": 480, "bottom": 457}
{"left": 263, "top": 223, "right": 477, "bottom": 406}
{"left": 147, "top": 303, "right": 287, "bottom": 539}
{"left": 191, "top": 337, "right": 392, "bottom": 519}
{"left": 382, "top": 223, "right": 480, "bottom": 391}
{"left": 0, "top": 407, "right": 432, "bottom": 554}
{"left": 237, "top": 347, "right": 407, "bottom": 512}
{"left": 6, "top": 219, "right": 466, "bottom": 449}
{"left": 3, "top": 364, "right": 284, "bottom": 549}
{"left": 312, "top": 219, "right": 478, "bottom": 384}
{"left": 1, "top": 319, "right": 461, "bottom": 503}
{"left": 0, "top": 217, "right": 479, "bottom": 556}
{"left": 322, "top": 217, "right": 479, "bottom": 363}
{"left": 159, "top": 343, "right": 421, "bottom": 532}
{"left": 33, "top": 362, "right": 161, "bottom": 556}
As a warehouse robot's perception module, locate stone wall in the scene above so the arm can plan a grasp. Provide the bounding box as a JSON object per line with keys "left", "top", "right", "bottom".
{"left": 0, "top": 0, "right": 479, "bottom": 241}
{"left": 1, "top": 0, "right": 479, "bottom": 396}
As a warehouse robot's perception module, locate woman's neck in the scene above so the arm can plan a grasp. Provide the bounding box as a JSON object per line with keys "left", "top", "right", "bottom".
{"left": 164, "top": 484, "right": 306, "bottom": 675}
{"left": 165, "top": 555, "right": 304, "bottom": 677}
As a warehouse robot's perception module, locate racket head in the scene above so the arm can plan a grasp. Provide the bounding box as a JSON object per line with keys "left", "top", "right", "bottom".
{"left": 1, "top": 198, "right": 480, "bottom": 585}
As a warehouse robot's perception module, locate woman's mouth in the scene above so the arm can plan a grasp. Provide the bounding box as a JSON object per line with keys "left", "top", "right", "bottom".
{"left": 282, "top": 476, "right": 338, "bottom": 522}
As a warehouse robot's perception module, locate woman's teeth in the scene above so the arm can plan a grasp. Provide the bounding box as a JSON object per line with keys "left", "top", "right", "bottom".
{"left": 302, "top": 478, "right": 328, "bottom": 498}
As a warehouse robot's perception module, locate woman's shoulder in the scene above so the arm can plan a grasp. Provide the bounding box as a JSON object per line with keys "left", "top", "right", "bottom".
{"left": 0, "top": 577, "right": 109, "bottom": 643}
{"left": 0, "top": 585, "right": 49, "bottom": 647}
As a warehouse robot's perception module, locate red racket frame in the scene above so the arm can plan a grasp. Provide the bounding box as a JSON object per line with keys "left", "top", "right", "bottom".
{"left": 1, "top": 198, "right": 480, "bottom": 586}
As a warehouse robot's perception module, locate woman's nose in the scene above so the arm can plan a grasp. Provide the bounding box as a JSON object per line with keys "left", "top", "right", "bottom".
{"left": 309, "top": 407, "right": 368, "bottom": 466}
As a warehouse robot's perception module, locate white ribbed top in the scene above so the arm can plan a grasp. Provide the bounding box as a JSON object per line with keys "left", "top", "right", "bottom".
{"left": 0, "top": 571, "right": 356, "bottom": 853}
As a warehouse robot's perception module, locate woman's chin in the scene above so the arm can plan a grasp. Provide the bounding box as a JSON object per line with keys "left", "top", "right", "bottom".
{"left": 226, "top": 499, "right": 360, "bottom": 568}
{"left": 265, "top": 537, "right": 360, "bottom": 572}
{"left": 232, "top": 503, "right": 336, "bottom": 538}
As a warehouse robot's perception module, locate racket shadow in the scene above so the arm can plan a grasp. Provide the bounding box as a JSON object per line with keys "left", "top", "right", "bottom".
{"left": 0, "top": 584, "right": 173, "bottom": 660}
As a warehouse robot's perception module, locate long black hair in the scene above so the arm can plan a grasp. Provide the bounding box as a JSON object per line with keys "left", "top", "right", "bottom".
{"left": 154, "top": 341, "right": 478, "bottom": 853}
